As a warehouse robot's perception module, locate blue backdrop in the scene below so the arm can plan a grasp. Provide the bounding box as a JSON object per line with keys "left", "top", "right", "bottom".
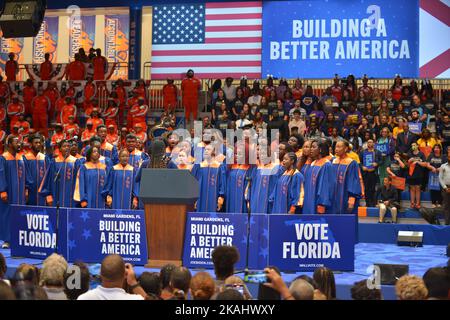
{"left": 262, "top": 0, "right": 419, "bottom": 78}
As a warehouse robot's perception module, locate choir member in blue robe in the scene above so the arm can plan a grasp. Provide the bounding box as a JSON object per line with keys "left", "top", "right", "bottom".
{"left": 331, "top": 140, "right": 363, "bottom": 214}
{"left": 23, "top": 133, "right": 49, "bottom": 206}
{"left": 269, "top": 152, "right": 304, "bottom": 213}
{"left": 39, "top": 140, "right": 81, "bottom": 208}
{"left": 0, "top": 135, "right": 29, "bottom": 246}
{"left": 249, "top": 143, "right": 282, "bottom": 214}
{"left": 97, "top": 125, "right": 119, "bottom": 164}
{"left": 302, "top": 139, "right": 335, "bottom": 214}
{"left": 74, "top": 146, "right": 108, "bottom": 208}
{"left": 192, "top": 144, "right": 226, "bottom": 212}
{"left": 225, "top": 142, "right": 252, "bottom": 213}
{"left": 80, "top": 136, "right": 113, "bottom": 168}
{"left": 126, "top": 134, "right": 149, "bottom": 170}
{"left": 298, "top": 139, "right": 313, "bottom": 175}
{"left": 102, "top": 149, "right": 138, "bottom": 209}
{"left": 168, "top": 149, "right": 194, "bottom": 171}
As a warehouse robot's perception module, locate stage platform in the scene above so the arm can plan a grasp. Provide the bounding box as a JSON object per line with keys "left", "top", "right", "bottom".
{"left": 2, "top": 241, "right": 448, "bottom": 300}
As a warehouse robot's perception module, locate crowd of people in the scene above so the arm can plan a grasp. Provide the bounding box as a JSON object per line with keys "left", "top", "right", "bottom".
{"left": 0, "top": 248, "right": 448, "bottom": 300}
{"left": 0, "top": 63, "right": 450, "bottom": 248}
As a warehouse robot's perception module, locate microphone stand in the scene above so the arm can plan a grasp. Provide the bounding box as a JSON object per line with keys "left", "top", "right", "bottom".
{"left": 53, "top": 157, "right": 65, "bottom": 254}
{"left": 243, "top": 175, "right": 252, "bottom": 280}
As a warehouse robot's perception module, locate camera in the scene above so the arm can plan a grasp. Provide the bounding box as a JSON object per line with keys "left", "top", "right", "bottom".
{"left": 244, "top": 271, "right": 268, "bottom": 283}
{"left": 225, "top": 284, "right": 244, "bottom": 296}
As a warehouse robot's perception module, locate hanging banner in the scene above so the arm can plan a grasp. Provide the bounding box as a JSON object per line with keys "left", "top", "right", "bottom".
{"left": 32, "top": 16, "right": 59, "bottom": 64}
{"left": 182, "top": 212, "right": 269, "bottom": 270}
{"left": 105, "top": 14, "right": 129, "bottom": 80}
{"left": 262, "top": 0, "right": 419, "bottom": 78}
{"left": 0, "top": 31, "right": 24, "bottom": 80}
{"left": 69, "top": 15, "right": 96, "bottom": 59}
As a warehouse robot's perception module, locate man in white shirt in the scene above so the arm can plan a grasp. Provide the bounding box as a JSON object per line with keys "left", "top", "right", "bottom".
{"left": 78, "top": 255, "right": 146, "bottom": 300}
{"left": 235, "top": 111, "right": 252, "bottom": 129}
{"left": 247, "top": 89, "right": 262, "bottom": 107}
{"left": 223, "top": 77, "right": 236, "bottom": 104}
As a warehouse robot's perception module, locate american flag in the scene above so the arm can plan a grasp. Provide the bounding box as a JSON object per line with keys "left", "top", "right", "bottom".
{"left": 151, "top": 1, "right": 262, "bottom": 79}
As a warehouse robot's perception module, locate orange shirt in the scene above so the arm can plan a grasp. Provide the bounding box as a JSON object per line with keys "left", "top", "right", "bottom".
{"left": 114, "top": 86, "right": 127, "bottom": 106}
{"left": 81, "top": 128, "right": 96, "bottom": 142}
{"left": 84, "top": 83, "right": 96, "bottom": 101}
{"left": 162, "top": 84, "right": 178, "bottom": 107}
{"left": 67, "top": 61, "right": 86, "bottom": 80}
{"left": 64, "top": 123, "right": 80, "bottom": 138}
{"left": 106, "top": 133, "right": 119, "bottom": 146}
{"left": 92, "top": 56, "right": 107, "bottom": 80}
{"left": 40, "top": 61, "right": 53, "bottom": 80}
{"left": 61, "top": 104, "right": 77, "bottom": 124}
{"left": 43, "top": 88, "right": 60, "bottom": 108}
{"left": 90, "top": 117, "right": 104, "bottom": 131}
{"left": 32, "top": 95, "right": 50, "bottom": 113}
{"left": 5, "top": 60, "right": 18, "bottom": 81}
{"left": 23, "top": 86, "right": 37, "bottom": 105}
{"left": 7, "top": 102, "right": 25, "bottom": 125}
{"left": 55, "top": 98, "right": 66, "bottom": 119}
{"left": 181, "top": 77, "right": 201, "bottom": 99}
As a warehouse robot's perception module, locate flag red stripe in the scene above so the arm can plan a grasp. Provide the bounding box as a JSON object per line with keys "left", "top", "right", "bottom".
{"left": 152, "top": 61, "right": 261, "bottom": 68}
{"left": 420, "top": 0, "right": 450, "bottom": 26}
{"left": 205, "top": 2, "right": 262, "bottom": 9}
{"left": 205, "top": 37, "right": 262, "bottom": 44}
{"left": 419, "top": 48, "right": 450, "bottom": 78}
{"left": 205, "top": 13, "right": 262, "bottom": 20}
{"left": 152, "top": 49, "right": 261, "bottom": 56}
{"left": 151, "top": 73, "right": 261, "bottom": 80}
{"left": 205, "top": 25, "right": 262, "bottom": 32}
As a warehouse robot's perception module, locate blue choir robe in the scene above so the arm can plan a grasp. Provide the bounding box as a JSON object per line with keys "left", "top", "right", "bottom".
{"left": 102, "top": 163, "right": 137, "bottom": 209}
{"left": 39, "top": 155, "right": 80, "bottom": 208}
{"left": 101, "top": 141, "right": 119, "bottom": 165}
{"left": 23, "top": 152, "right": 49, "bottom": 206}
{"left": 302, "top": 158, "right": 334, "bottom": 214}
{"left": 250, "top": 162, "right": 282, "bottom": 214}
{"left": 74, "top": 162, "right": 108, "bottom": 208}
{"left": 128, "top": 149, "right": 150, "bottom": 171}
{"left": 0, "top": 152, "right": 28, "bottom": 242}
{"left": 225, "top": 164, "right": 252, "bottom": 213}
{"left": 78, "top": 155, "right": 112, "bottom": 169}
{"left": 331, "top": 157, "right": 363, "bottom": 214}
{"left": 300, "top": 159, "right": 312, "bottom": 176}
{"left": 269, "top": 169, "right": 304, "bottom": 214}
{"left": 192, "top": 160, "right": 226, "bottom": 212}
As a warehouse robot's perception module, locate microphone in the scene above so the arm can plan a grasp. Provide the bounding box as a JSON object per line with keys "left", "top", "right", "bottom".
{"left": 54, "top": 154, "right": 68, "bottom": 183}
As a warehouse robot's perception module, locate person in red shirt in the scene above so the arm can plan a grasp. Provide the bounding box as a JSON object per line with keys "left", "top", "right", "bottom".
{"left": 66, "top": 53, "right": 86, "bottom": 81}
{"left": 181, "top": 69, "right": 201, "bottom": 123}
{"left": 40, "top": 53, "right": 53, "bottom": 80}
{"left": 162, "top": 78, "right": 178, "bottom": 112}
{"left": 128, "top": 97, "right": 148, "bottom": 131}
{"left": 89, "top": 108, "right": 104, "bottom": 131}
{"left": 391, "top": 75, "right": 403, "bottom": 101}
{"left": 105, "top": 124, "right": 119, "bottom": 146}
{"left": 0, "top": 76, "right": 11, "bottom": 99}
{"left": 43, "top": 82, "right": 60, "bottom": 122}
{"left": 5, "top": 52, "right": 18, "bottom": 81}
{"left": 0, "top": 99, "right": 6, "bottom": 124}
{"left": 263, "top": 76, "right": 276, "bottom": 99}
{"left": 50, "top": 123, "right": 65, "bottom": 156}
{"left": 292, "top": 79, "right": 304, "bottom": 101}
{"left": 17, "top": 115, "right": 30, "bottom": 136}
{"left": 118, "top": 127, "right": 128, "bottom": 150}
{"left": 103, "top": 99, "right": 119, "bottom": 131}
{"left": 60, "top": 97, "right": 77, "bottom": 125}
{"left": 92, "top": 48, "right": 108, "bottom": 80}
{"left": 63, "top": 115, "right": 80, "bottom": 140}
{"left": 84, "top": 77, "right": 96, "bottom": 102}
{"left": 7, "top": 96, "right": 25, "bottom": 131}
{"left": 126, "top": 91, "right": 140, "bottom": 129}
{"left": 65, "top": 81, "right": 77, "bottom": 99}
{"left": 133, "top": 79, "right": 148, "bottom": 104}
{"left": 81, "top": 120, "right": 96, "bottom": 144}
{"left": 330, "top": 75, "right": 343, "bottom": 102}
{"left": 133, "top": 123, "right": 148, "bottom": 145}
{"left": 22, "top": 79, "right": 37, "bottom": 116}
{"left": 358, "top": 74, "right": 373, "bottom": 99}
{"left": 31, "top": 89, "right": 50, "bottom": 137}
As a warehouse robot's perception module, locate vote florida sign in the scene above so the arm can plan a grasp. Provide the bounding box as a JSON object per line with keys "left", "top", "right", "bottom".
{"left": 11, "top": 206, "right": 148, "bottom": 265}
{"left": 268, "top": 215, "right": 355, "bottom": 271}
{"left": 182, "top": 212, "right": 269, "bottom": 270}
{"left": 10, "top": 206, "right": 68, "bottom": 259}
{"left": 262, "top": 0, "right": 419, "bottom": 78}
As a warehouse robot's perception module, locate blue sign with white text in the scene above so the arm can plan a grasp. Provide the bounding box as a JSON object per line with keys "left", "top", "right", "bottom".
{"left": 182, "top": 212, "right": 268, "bottom": 270}
{"left": 67, "top": 208, "right": 148, "bottom": 265}
{"left": 262, "top": 0, "right": 419, "bottom": 78}
{"left": 11, "top": 206, "right": 68, "bottom": 259}
{"left": 268, "top": 215, "right": 355, "bottom": 271}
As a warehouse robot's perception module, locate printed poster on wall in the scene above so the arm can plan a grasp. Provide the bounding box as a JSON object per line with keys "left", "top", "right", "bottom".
{"left": 69, "top": 15, "right": 96, "bottom": 59}
{"left": 105, "top": 14, "right": 130, "bottom": 79}
{"left": 32, "top": 16, "right": 59, "bottom": 64}
{"left": 0, "top": 31, "right": 24, "bottom": 80}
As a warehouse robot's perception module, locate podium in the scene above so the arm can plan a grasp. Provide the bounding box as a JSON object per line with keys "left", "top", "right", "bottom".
{"left": 139, "top": 169, "right": 198, "bottom": 268}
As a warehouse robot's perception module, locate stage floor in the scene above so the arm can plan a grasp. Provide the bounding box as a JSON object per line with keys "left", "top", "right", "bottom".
{"left": 2, "top": 242, "right": 448, "bottom": 300}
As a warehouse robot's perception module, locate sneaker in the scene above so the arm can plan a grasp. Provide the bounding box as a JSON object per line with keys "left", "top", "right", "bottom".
{"left": 1, "top": 242, "right": 10, "bottom": 249}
